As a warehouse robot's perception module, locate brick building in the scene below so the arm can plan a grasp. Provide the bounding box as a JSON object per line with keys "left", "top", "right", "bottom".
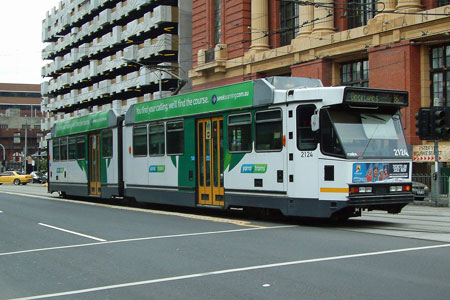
{"left": 0, "top": 83, "right": 43, "bottom": 171}
{"left": 189, "top": 0, "right": 450, "bottom": 152}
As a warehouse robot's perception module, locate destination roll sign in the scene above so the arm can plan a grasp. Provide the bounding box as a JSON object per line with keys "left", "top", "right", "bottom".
{"left": 343, "top": 87, "right": 408, "bottom": 107}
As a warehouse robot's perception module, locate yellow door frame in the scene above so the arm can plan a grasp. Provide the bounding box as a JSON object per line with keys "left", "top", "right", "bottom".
{"left": 197, "top": 117, "right": 224, "bottom": 206}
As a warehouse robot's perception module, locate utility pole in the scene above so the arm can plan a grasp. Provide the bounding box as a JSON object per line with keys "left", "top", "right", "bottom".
{"left": 0, "top": 144, "right": 5, "bottom": 172}
{"left": 433, "top": 139, "right": 440, "bottom": 205}
{"left": 23, "top": 115, "right": 28, "bottom": 173}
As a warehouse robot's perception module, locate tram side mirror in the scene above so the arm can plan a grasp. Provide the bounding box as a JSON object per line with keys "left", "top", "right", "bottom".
{"left": 311, "top": 110, "right": 320, "bottom": 132}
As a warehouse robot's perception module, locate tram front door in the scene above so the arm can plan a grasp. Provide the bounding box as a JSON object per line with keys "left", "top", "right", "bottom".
{"left": 197, "top": 117, "right": 224, "bottom": 206}
{"left": 89, "top": 133, "right": 101, "bottom": 196}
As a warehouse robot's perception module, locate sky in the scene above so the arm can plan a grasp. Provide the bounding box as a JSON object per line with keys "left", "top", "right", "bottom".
{"left": 0, "top": 0, "right": 62, "bottom": 84}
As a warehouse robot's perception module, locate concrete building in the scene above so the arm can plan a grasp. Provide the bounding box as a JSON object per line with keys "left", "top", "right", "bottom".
{"left": 41, "top": 0, "right": 192, "bottom": 130}
{"left": 0, "top": 83, "right": 43, "bottom": 171}
{"left": 189, "top": 0, "right": 450, "bottom": 153}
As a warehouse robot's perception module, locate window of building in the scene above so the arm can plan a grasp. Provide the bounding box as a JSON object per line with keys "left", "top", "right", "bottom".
{"left": 280, "top": 1, "right": 299, "bottom": 46}
{"left": 149, "top": 124, "right": 165, "bottom": 156}
{"left": 297, "top": 105, "right": 318, "bottom": 151}
{"left": 14, "top": 133, "right": 20, "bottom": 144}
{"left": 347, "top": 0, "right": 376, "bottom": 29}
{"left": 255, "top": 109, "right": 283, "bottom": 152}
{"left": 431, "top": 45, "right": 450, "bottom": 105}
{"left": 0, "top": 124, "right": 8, "bottom": 129}
{"left": 341, "top": 60, "right": 369, "bottom": 87}
{"left": 133, "top": 126, "right": 147, "bottom": 156}
{"left": 102, "top": 130, "right": 113, "bottom": 158}
{"left": 228, "top": 113, "right": 252, "bottom": 153}
{"left": 437, "top": 0, "right": 450, "bottom": 7}
{"left": 214, "top": 0, "right": 222, "bottom": 45}
{"left": 166, "top": 121, "right": 184, "bottom": 155}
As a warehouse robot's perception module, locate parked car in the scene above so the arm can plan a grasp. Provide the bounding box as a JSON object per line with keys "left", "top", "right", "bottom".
{"left": 30, "top": 171, "right": 44, "bottom": 183}
{"left": 41, "top": 172, "right": 48, "bottom": 183}
{"left": 0, "top": 171, "right": 33, "bottom": 185}
{"left": 412, "top": 181, "right": 429, "bottom": 200}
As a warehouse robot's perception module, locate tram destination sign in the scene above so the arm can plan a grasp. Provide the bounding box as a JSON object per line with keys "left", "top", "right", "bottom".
{"left": 344, "top": 88, "right": 408, "bottom": 107}
{"left": 134, "top": 81, "right": 254, "bottom": 123}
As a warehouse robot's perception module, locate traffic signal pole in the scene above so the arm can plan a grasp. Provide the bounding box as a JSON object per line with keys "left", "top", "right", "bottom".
{"left": 433, "top": 139, "right": 440, "bottom": 205}
{"left": 415, "top": 106, "right": 448, "bottom": 206}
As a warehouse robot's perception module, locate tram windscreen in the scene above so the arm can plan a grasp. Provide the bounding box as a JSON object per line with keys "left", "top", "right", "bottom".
{"left": 323, "top": 109, "right": 410, "bottom": 159}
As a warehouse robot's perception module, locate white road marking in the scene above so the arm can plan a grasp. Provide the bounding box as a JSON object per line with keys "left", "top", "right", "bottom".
{"left": 8, "top": 243, "right": 450, "bottom": 300}
{"left": 0, "top": 225, "right": 294, "bottom": 257}
{"left": 38, "top": 223, "right": 107, "bottom": 242}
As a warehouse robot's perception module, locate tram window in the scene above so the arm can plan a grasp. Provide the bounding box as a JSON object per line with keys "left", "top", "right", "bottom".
{"left": 77, "top": 136, "right": 85, "bottom": 160}
{"left": 167, "top": 121, "right": 184, "bottom": 155}
{"left": 320, "top": 110, "right": 345, "bottom": 157}
{"left": 68, "top": 137, "right": 77, "bottom": 160}
{"left": 53, "top": 139, "right": 60, "bottom": 161}
{"left": 255, "top": 109, "right": 283, "bottom": 151}
{"left": 297, "top": 105, "right": 318, "bottom": 151}
{"left": 133, "top": 126, "right": 147, "bottom": 156}
{"left": 102, "top": 130, "right": 113, "bottom": 158}
{"left": 60, "top": 137, "right": 68, "bottom": 161}
{"left": 149, "top": 124, "right": 165, "bottom": 156}
{"left": 228, "top": 113, "right": 252, "bottom": 153}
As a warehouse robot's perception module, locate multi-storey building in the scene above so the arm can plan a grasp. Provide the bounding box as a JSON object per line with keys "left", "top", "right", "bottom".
{"left": 41, "top": 0, "right": 192, "bottom": 130}
{"left": 0, "top": 83, "right": 43, "bottom": 171}
{"left": 189, "top": 0, "right": 450, "bottom": 153}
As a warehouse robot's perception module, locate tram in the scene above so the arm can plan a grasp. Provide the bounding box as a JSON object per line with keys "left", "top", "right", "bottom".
{"left": 48, "top": 77, "right": 413, "bottom": 219}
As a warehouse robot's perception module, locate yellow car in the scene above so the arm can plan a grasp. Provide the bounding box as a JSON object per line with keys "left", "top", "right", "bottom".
{"left": 0, "top": 171, "right": 33, "bottom": 185}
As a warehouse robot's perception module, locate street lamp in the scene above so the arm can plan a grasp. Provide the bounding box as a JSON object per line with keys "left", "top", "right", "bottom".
{"left": 0, "top": 143, "right": 5, "bottom": 172}
{"left": 23, "top": 115, "right": 28, "bottom": 173}
{"left": 121, "top": 58, "right": 187, "bottom": 95}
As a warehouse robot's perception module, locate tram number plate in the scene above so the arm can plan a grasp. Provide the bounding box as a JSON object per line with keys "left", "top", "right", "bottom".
{"left": 300, "top": 151, "right": 313, "bottom": 158}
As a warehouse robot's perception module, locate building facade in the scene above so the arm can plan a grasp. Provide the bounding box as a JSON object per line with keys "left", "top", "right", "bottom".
{"left": 189, "top": 0, "right": 450, "bottom": 152}
{"left": 0, "top": 83, "right": 42, "bottom": 171}
{"left": 41, "top": 0, "right": 192, "bottom": 130}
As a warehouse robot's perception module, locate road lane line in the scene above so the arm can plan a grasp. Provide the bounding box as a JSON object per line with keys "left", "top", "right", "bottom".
{"left": 8, "top": 242, "right": 450, "bottom": 300}
{"left": 38, "top": 223, "right": 107, "bottom": 242}
{"left": 0, "top": 225, "right": 294, "bottom": 257}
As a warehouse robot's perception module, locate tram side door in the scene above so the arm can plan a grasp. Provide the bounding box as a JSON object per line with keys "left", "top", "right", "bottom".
{"left": 89, "top": 133, "right": 101, "bottom": 196}
{"left": 197, "top": 117, "right": 224, "bottom": 206}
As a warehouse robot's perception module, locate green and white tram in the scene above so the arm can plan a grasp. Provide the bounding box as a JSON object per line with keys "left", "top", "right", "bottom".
{"left": 49, "top": 77, "right": 413, "bottom": 219}
{"left": 49, "top": 110, "right": 123, "bottom": 198}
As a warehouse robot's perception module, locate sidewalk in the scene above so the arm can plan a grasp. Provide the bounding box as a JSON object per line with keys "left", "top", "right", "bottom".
{"left": 0, "top": 183, "right": 58, "bottom": 198}
{"left": 414, "top": 195, "right": 450, "bottom": 207}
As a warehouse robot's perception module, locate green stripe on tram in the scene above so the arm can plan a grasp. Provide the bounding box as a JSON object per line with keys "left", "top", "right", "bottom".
{"left": 133, "top": 81, "right": 254, "bottom": 123}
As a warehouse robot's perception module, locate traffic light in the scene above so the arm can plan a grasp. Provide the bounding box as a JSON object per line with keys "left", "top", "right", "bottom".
{"left": 431, "top": 107, "right": 447, "bottom": 138}
{"left": 415, "top": 108, "right": 431, "bottom": 140}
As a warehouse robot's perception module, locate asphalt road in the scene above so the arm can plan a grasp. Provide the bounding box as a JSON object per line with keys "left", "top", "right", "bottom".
{"left": 1, "top": 184, "right": 449, "bottom": 300}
